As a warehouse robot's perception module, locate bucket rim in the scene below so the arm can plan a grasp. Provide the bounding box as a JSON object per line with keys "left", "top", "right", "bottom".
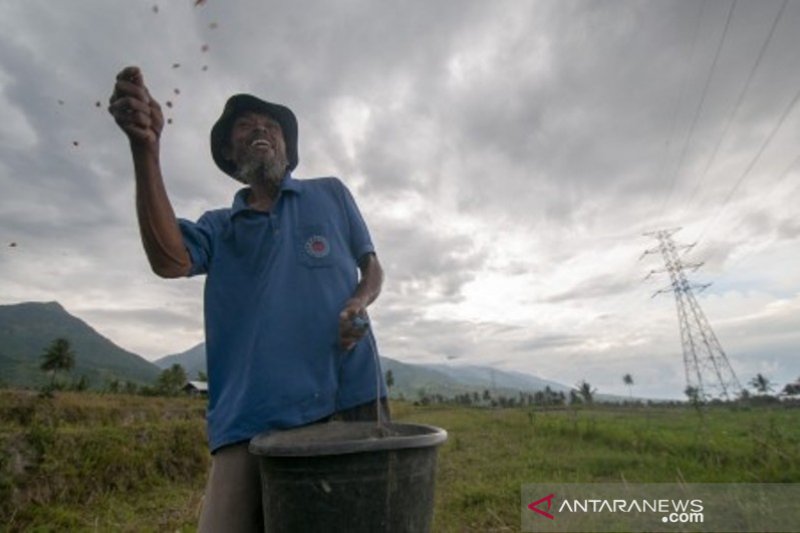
{"left": 249, "top": 421, "right": 448, "bottom": 458}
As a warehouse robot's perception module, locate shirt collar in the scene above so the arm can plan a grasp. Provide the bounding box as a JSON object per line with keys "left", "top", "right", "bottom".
{"left": 229, "top": 173, "right": 302, "bottom": 218}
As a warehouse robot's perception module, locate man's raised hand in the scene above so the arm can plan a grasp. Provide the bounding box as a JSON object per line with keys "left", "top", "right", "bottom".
{"left": 108, "top": 66, "right": 163, "bottom": 148}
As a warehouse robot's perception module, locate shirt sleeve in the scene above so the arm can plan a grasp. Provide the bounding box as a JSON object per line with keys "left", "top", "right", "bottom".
{"left": 334, "top": 179, "right": 375, "bottom": 262}
{"left": 177, "top": 212, "right": 215, "bottom": 276}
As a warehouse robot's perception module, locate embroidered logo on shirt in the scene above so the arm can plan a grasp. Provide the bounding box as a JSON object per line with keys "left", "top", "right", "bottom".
{"left": 304, "top": 235, "right": 330, "bottom": 258}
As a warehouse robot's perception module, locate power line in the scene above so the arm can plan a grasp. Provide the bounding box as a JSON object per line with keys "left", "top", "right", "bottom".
{"left": 660, "top": 0, "right": 738, "bottom": 221}
{"left": 691, "top": 83, "right": 800, "bottom": 247}
{"left": 680, "top": 0, "right": 789, "bottom": 218}
{"left": 702, "top": 151, "right": 800, "bottom": 283}
{"left": 657, "top": 1, "right": 709, "bottom": 221}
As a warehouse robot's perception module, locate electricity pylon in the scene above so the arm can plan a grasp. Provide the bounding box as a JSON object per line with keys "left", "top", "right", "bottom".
{"left": 641, "top": 228, "right": 743, "bottom": 401}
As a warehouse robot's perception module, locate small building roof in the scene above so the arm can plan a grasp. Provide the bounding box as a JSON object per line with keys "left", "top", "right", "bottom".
{"left": 183, "top": 380, "right": 208, "bottom": 392}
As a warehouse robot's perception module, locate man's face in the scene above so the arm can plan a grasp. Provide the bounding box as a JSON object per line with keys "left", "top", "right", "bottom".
{"left": 224, "top": 111, "right": 288, "bottom": 175}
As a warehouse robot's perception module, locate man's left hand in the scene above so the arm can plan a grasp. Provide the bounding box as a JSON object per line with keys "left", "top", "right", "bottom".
{"left": 338, "top": 298, "right": 368, "bottom": 351}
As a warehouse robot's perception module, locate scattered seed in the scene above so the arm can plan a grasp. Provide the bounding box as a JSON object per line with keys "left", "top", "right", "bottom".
{"left": 9, "top": 242, "right": 17, "bottom": 248}
{"left": 58, "top": 100, "right": 64, "bottom": 105}
{"left": 172, "top": 63, "right": 180, "bottom": 69}
{"left": 201, "top": 44, "right": 209, "bottom": 53}
{"left": 95, "top": 101, "right": 101, "bottom": 107}
{"left": 209, "top": 22, "right": 218, "bottom": 29}
{"left": 195, "top": 0, "right": 207, "bottom": 6}
{"left": 167, "top": 118, "right": 173, "bottom": 124}
{"left": 165, "top": 101, "right": 173, "bottom": 108}
{"left": 202, "top": 65, "right": 208, "bottom": 71}
{"left": 152, "top": 5, "right": 159, "bottom": 13}
{"left": 73, "top": 141, "right": 79, "bottom": 147}
{"left": 174, "top": 88, "right": 180, "bottom": 95}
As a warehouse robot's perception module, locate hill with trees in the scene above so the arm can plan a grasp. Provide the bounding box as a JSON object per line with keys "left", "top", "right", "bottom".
{"left": 0, "top": 301, "right": 160, "bottom": 389}
{"left": 157, "top": 343, "right": 577, "bottom": 401}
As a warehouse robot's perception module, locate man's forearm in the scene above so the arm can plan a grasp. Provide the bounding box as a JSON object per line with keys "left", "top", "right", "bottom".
{"left": 132, "top": 144, "right": 191, "bottom": 278}
{"left": 353, "top": 253, "right": 383, "bottom": 308}
{"left": 338, "top": 253, "right": 383, "bottom": 350}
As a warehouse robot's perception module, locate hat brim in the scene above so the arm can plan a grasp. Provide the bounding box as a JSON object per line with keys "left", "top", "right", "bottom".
{"left": 210, "top": 94, "right": 299, "bottom": 180}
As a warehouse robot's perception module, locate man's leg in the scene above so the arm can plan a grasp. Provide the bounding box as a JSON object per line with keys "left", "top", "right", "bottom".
{"left": 198, "top": 441, "right": 263, "bottom": 533}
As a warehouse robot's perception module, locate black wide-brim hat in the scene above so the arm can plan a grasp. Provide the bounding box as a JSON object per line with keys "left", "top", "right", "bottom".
{"left": 210, "top": 94, "right": 299, "bottom": 179}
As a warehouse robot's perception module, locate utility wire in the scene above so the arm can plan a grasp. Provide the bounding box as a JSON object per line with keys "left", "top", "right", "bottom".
{"left": 704, "top": 151, "right": 800, "bottom": 283}
{"left": 661, "top": 0, "right": 738, "bottom": 222}
{"left": 681, "top": 0, "right": 789, "bottom": 218}
{"left": 656, "top": 1, "right": 708, "bottom": 221}
{"left": 691, "top": 83, "right": 800, "bottom": 248}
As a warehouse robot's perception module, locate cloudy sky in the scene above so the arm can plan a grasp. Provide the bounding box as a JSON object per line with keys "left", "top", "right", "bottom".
{"left": 1, "top": 0, "right": 798, "bottom": 399}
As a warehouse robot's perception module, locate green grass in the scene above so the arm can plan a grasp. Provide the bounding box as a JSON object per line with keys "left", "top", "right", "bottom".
{"left": 392, "top": 403, "right": 800, "bottom": 532}
{"left": 1, "top": 391, "right": 798, "bottom": 532}
{"left": 8, "top": 483, "right": 204, "bottom": 533}
{"left": 0, "top": 390, "right": 208, "bottom": 532}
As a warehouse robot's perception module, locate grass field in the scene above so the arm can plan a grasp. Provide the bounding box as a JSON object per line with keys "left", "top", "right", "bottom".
{"left": 392, "top": 403, "right": 800, "bottom": 531}
{"left": 1, "top": 391, "right": 798, "bottom": 532}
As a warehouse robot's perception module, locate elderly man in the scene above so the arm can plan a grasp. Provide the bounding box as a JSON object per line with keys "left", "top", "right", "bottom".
{"left": 109, "top": 66, "right": 389, "bottom": 531}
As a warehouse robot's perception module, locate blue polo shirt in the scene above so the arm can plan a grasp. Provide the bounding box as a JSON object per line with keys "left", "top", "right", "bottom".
{"left": 178, "top": 175, "right": 386, "bottom": 452}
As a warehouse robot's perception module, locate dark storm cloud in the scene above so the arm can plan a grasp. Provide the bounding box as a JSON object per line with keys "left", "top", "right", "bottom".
{"left": 0, "top": 44, "right": 116, "bottom": 224}
{"left": 441, "top": 2, "right": 704, "bottom": 218}
{"left": 431, "top": 1, "right": 800, "bottom": 235}
{"left": 199, "top": 1, "right": 481, "bottom": 94}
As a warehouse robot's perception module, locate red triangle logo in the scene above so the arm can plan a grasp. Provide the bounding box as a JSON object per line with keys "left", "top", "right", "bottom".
{"left": 528, "top": 493, "right": 556, "bottom": 520}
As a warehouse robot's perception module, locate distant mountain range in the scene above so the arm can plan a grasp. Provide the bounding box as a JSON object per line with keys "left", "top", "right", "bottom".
{"left": 0, "top": 301, "right": 160, "bottom": 389}
{"left": 1, "top": 301, "right": 578, "bottom": 399}
{"left": 154, "top": 343, "right": 206, "bottom": 379}
{"left": 154, "top": 345, "right": 575, "bottom": 400}
{"left": 380, "top": 357, "right": 572, "bottom": 399}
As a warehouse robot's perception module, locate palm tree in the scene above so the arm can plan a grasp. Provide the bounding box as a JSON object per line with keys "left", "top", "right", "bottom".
{"left": 569, "top": 389, "right": 581, "bottom": 405}
{"left": 684, "top": 385, "right": 703, "bottom": 407}
{"left": 576, "top": 380, "right": 595, "bottom": 404}
{"left": 544, "top": 386, "right": 557, "bottom": 405}
{"left": 781, "top": 378, "right": 800, "bottom": 397}
{"left": 40, "top": 338, "right": 76, "bottom": 388}
{"left": 749, "top": 373, "right": 773, "bottom": 396}
{"left": 623, "top": 374, "right": 634, "bottom": 400}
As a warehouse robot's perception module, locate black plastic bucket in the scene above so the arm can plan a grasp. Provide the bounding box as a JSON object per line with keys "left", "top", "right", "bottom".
{"left": 249, "top": 421, "right": 448, "bottom": 533}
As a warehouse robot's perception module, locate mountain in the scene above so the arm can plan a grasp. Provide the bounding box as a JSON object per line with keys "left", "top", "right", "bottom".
{"left": 156, "top": 342, "right": 573, "bottom": 400}
{"left": 379, "top": 357, "right": 468, "bottom": 398}
{"left": 0, "top": 301, "right": 161, "bottom": 389}
{"left": 425, "top": 363, "right": 571, "bottom": 394}
{"left": 153, "top": 343, "right": 206, "bottom": 379}
{"left": 0, "top": 301, "right": 582, "bottom": 398}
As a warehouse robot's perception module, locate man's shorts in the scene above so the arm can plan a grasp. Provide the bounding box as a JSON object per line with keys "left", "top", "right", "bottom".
{"left": 197, "top": 398, "right": 391, "bottom": 533}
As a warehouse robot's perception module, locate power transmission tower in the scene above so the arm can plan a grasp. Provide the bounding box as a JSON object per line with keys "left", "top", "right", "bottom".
{"left": 641, "top": 228, "right": 743, "bottom": 401}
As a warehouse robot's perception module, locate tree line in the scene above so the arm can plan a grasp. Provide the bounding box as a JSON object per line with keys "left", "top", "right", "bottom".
{"left": 35, "top": 337, "right": 201, "bottom": 397}
{"left": 31, "top": 339, "right": 800, "bottom": 403}
{"left": 386, "top": 369, "right": 800, "bottom": 408}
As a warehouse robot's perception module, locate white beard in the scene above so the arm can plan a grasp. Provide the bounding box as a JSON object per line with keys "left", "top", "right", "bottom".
{"left": 235, "top": 154, "right": 288, "bottom": 196}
